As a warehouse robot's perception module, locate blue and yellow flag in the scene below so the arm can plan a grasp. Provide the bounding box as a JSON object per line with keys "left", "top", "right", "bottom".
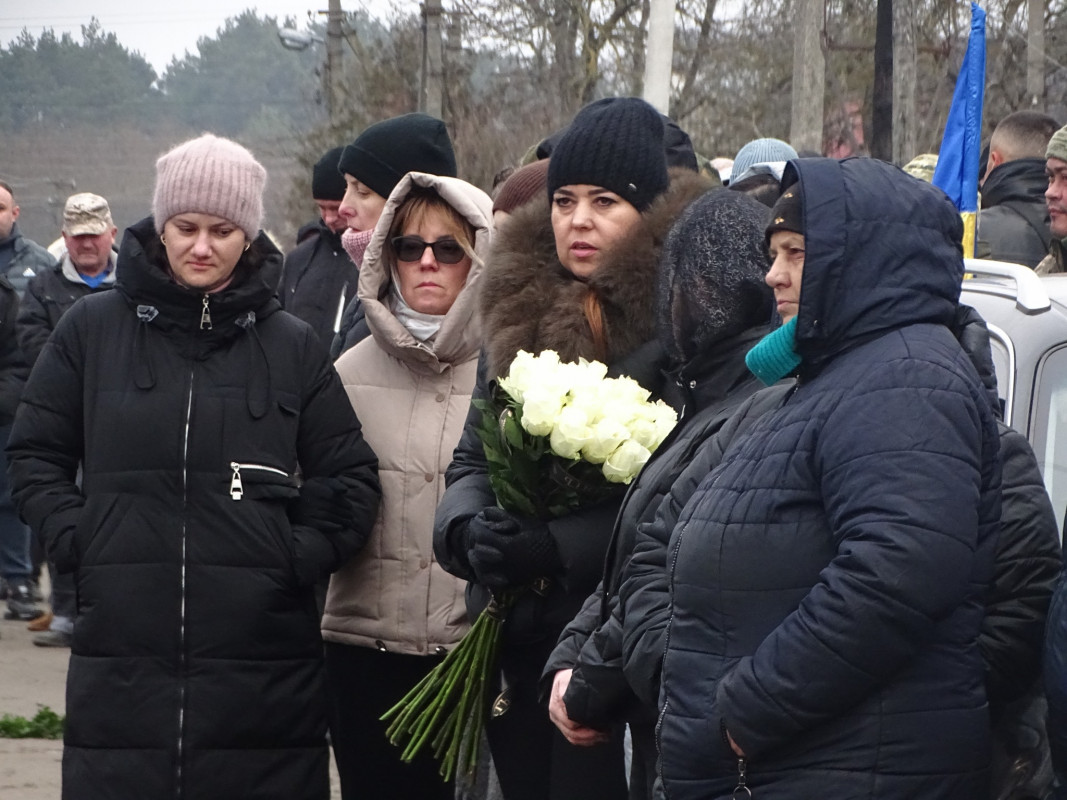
{"left": 932, "top": 2, "right": 986, "bottom": 258}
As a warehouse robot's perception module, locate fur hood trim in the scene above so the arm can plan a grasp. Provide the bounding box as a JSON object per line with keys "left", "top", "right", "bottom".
{"left": 480, "top": 168, "right": 712, "bottom": 378}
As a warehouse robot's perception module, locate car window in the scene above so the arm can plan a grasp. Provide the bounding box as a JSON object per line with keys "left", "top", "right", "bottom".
{"left": 987, "top": 334, "right": 1011, "bottom": 421}
{"left": 1030, "top": 344, "right": 1067, "bottom": 536}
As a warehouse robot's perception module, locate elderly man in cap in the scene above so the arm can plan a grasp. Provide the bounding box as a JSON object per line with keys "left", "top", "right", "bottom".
{"left": 1038, "top": 123, "right": 1067, "bottom": 274}
{"left": 16, "top": 192, "right": 118, "bottom": 646}
{"left": 18, "top": 193, "right": 118, "bottom": 368}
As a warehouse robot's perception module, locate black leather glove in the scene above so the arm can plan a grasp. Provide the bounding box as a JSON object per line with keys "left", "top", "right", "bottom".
{"left": 289, "top": 477, "right": 352, "bottom": 535}
{"left": 467, "top": 507, "right": 561, "bottom": 589}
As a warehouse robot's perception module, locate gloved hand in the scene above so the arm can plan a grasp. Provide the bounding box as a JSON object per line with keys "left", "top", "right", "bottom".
{"left": 467, "top": 506, "right": 561, "bottom": 589}
{"left": 289, "top": 477, "right": 352, "bottom": 535}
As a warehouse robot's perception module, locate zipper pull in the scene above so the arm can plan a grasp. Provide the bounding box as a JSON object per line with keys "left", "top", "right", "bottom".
{"left": 732, "top": 757, "right": 751, "bottom": 798}
{"left": 229, "top": 462, "right": 243, "bottom": 500}
{"left": 200, "top": 296, "right": 212, "bottom": 330}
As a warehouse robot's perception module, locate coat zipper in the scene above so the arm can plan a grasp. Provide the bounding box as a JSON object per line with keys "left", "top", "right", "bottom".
{"left": 200, "top": 296, "right": 212, "bottom": 330}
{"left": 176, "top": 369, "right": 195, "bottom": 800}
{"left": 229, "top": 462, "right": 290, "bottom": 500}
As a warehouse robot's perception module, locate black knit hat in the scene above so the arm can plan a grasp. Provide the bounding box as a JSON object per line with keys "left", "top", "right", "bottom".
{"left": 765, "top": 185, "right": 804, "bottom": 245}
{"left": 312, "top": 146, "right": 346, "bottom": 200}
{"left": 547, "top": 97, "right": 669, "bottom": 211}
{"left": 337, "top": 113, "right": 457, "bottom": 199}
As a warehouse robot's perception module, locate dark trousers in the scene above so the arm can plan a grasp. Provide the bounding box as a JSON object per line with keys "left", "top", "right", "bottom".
{"left": 324, "top": 642, "right": 454, "bottom": 800}
{"left": 487, "top": 647, "right": 628, "bottom": 800}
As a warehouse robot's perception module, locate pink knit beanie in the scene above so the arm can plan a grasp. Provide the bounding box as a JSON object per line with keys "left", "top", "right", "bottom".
{"left": 152, "top": 133, "right": 267, "bottom": 240}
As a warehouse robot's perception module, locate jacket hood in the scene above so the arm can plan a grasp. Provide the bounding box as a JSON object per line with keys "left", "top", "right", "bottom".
{"left": 481, "top": 167, "right": 712, "bottom": 378}
{"left": 786, "top": 157, "right": 964, "bottom": 364}
{"left": 980, "top": 157, "right": 1048, "bottom": 208}
{"left": 357, "top": 172, "right": 493, "bottom": 371}
{"left": 116, "top": 216, "right": 284, "bottom": 417}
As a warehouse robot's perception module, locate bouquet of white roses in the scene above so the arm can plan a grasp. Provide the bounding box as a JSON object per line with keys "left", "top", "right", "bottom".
{"left": 381, "top": 349, "right": 677, "bottom": 783}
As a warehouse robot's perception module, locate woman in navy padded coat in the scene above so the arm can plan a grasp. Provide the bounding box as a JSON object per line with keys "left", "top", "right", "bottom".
{"left": 655, "top": 157, "right": 1002, "bottom": 799}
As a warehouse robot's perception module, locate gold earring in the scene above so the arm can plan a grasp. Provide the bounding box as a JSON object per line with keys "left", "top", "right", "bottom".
{"left": 160, "top": 235, "right": 166, "bottom": 245}
{"left": 243, "top": 242, "right": 251, "bottom": 252}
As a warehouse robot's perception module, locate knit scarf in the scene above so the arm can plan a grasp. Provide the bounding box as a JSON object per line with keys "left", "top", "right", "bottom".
{"left": 341, "top": 227, "right": 374, "bottom": 267}
{"left": 745, "top": 317, "right": 801, "bottom": 385}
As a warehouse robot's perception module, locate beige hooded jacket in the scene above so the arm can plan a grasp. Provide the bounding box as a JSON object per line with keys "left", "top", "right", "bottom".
{"left": 323, "top": 172, "right": 493, "bottom": 655}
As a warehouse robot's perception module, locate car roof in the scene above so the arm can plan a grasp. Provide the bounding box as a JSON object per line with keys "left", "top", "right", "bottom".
{"left": 960, "top": 260, "right": 1067, "bottom": 436}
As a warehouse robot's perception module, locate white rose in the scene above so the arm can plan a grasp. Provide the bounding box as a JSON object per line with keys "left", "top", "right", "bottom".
{"left": 583, "top": 418, "right": 631, "bottom": 464}
{"left": 499, "top": 349, "right": 560, "bottom": 403}
{"left": 521, "top": 385, "right": 568, "bottom": 437}
{"left": 549, "top": 405, "right": 594, "bottom": 459}
{"left": 603, "top": 439, "right": 652, "bottom": 484}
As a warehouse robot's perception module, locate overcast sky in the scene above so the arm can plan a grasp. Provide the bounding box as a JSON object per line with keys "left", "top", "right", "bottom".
{"left": 1, "top": 1, "right": 393, "bottom": 76}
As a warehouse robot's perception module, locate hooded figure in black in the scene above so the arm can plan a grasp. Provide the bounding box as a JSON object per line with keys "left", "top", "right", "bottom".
{"left": 655, "top": 157, "right": 1001, "bottom": 799}
{"left": 6, "top": 134, "right": 381, "bottom": 800}
{"left": 542, "top": 189, "right": 773, "bottom": 798}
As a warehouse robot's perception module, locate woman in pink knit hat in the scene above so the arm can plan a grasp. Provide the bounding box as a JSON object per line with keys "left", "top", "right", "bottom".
{"left": 7, "top": 133, "right": 383, "bottom": 800}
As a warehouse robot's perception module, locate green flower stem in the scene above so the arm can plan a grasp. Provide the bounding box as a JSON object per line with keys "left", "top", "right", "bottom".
{"left": 379, "top": 592, "right": 514, "bottom": 786}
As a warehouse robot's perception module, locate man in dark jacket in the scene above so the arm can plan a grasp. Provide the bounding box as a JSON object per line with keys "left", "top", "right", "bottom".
{"left": 280, "top": 145, "right": 361, "bottom": 351}
{"left": 17, "top": 192, "right": 119, "bottom": 647}
{"left": 979, "top": 111, "right": 1059, "bottom": 268}
{"left": 0, "top": 179, "right": 47, "bottom": 621}
{"left": 0, "top": 180, "right": 57, "bottom": 296}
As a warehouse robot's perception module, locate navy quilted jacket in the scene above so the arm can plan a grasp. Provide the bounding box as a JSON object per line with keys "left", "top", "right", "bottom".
{"left": 656, "top": 158, "right": 1002, "bottom": 799}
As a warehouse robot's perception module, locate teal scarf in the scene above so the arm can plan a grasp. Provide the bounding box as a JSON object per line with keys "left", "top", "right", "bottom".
{"left": 745, "top": 317, "right": 801, "bottom": 385}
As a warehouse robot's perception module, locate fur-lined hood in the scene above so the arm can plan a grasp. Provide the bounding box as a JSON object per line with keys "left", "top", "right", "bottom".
{"left": 480, "top": 168, "right": 712, "bottom": 378}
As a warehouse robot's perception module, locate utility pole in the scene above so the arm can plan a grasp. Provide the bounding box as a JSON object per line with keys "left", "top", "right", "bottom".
{"left": 421, "top": 0, "right": 445, "bottom": 119}
{"left": 791, "top": 0, "right": 825, "bottom": 153}
{"left": 1027, "top": 0, "right": 1045, "bottom": 110}
{"left": 324, "top": 0, "right": 344, "bottom": 126}
{"left": 642, "top": 0, "right": 675, "bottom": 115}
{"left": 892, "top": 0, "right": 916, "bottom": 164}
{"left": 870, "top": 0, "right": 892, "bottom": 161}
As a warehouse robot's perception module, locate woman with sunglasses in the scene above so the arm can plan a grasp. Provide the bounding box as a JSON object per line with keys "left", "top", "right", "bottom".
{"left": 433, "top": 97, "right": 711, "bottom": 800}
{"left": 323, "top": 171, "right": 494, "bottom": 799}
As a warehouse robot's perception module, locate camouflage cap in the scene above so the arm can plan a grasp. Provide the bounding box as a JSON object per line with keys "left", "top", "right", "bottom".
{"left": 902, "top": 153, "right": 938, "bottom": 183}
{"left": 63, "top": 193, "right": 114, "bottom": 236}
{"left": 1047, "top": 124, "right": 1067, "bottom": 164}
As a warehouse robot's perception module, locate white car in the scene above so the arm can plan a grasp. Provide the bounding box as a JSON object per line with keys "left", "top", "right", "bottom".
{"left": 961, "top": 259, "right": 1067, "bottom": 535}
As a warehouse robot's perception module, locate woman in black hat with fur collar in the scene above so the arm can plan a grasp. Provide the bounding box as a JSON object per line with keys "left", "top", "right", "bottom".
{"left": 433, "top": 97, "right": 712, "bottom": 800}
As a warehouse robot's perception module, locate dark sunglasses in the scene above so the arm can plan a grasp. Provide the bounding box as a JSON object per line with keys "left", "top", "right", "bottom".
{"left": 391, "top": 236, "right": 467, "bottom": 264}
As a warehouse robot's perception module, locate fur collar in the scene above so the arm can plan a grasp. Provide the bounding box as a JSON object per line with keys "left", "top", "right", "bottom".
{"left": 480, "top": 168, "right": 712, "bottom": 378}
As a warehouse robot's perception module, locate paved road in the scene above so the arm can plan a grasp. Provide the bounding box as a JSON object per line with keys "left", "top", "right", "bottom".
{"left": 0, "top": 602, "right": 342, "bottom": 799}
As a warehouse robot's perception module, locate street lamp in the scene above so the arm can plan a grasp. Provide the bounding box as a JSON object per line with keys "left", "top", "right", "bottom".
{"left": 277, "top": 1, "right": 344, "bottom": 126}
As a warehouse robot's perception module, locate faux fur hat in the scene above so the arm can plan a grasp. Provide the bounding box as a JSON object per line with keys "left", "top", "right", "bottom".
{"left": 153, "top": 133, "right": 266, "bottom": 240}
{"left": 658, "top": 189, "right": 773, "bottom": 364}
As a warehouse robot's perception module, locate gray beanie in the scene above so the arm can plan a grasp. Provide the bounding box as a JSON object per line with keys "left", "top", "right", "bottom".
{"left": 729, "top": 138, "right": 799, "bottom": 185}
{"left": 1047, "top": 124, "right": 1067, "bottom": 164}
{"left": 153, "top": 133, "right": 267, "bottom": 240}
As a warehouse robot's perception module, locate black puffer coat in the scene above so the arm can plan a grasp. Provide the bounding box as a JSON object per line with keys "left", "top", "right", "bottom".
{"left": 657, "top": 158, "right": 1002, "bottom": 799}
{"left": 7, "top": 217, "right": 381, "bottom": 800}
{"left": 18, "top": 254, "right": 118, "bottom": 368}
{"left": 279, "top": 220, "right": 359, "bottom": 350}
